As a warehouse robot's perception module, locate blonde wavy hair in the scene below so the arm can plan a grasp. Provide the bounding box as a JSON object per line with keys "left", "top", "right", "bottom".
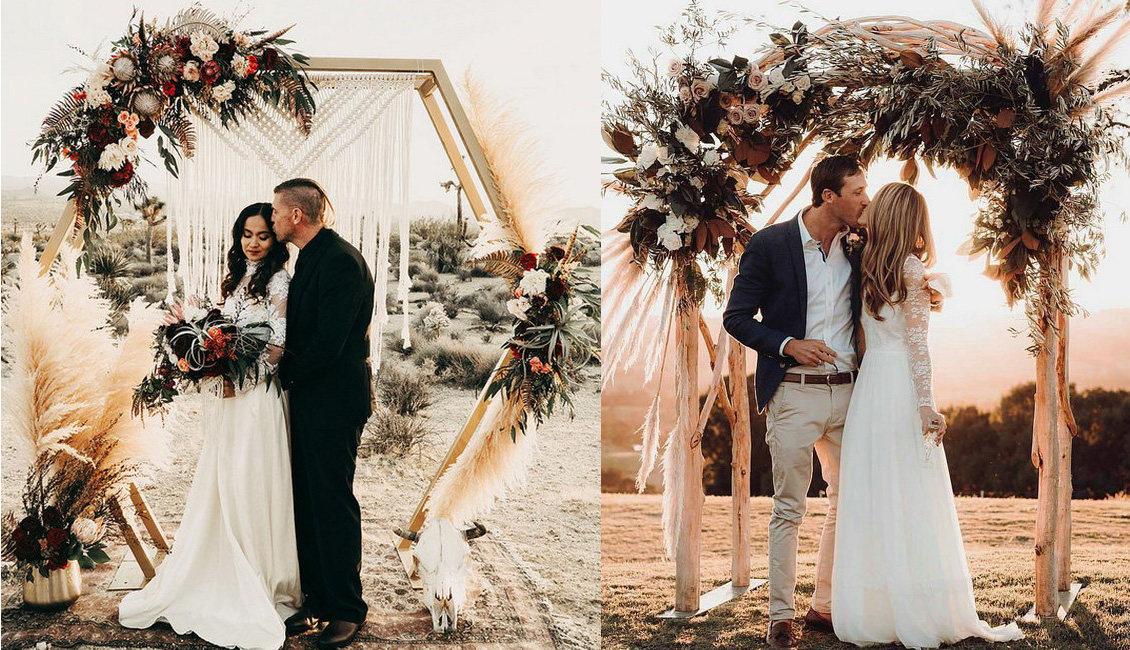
{"left": 860, "top": 182, "right": 936, "bottom": 320}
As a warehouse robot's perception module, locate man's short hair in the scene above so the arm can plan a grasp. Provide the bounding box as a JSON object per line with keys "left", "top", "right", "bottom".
{"left": 273, "top": 178, "right": 334, "bottom": 223}
{"left": 811, "top": 155, "right": 863, "bottom": 207}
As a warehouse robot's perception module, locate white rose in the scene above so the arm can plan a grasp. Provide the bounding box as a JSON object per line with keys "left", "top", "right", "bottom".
{"left": 703, "top": 149, "right": 720, "bottom": 166}
{"left": 792, "top": 89, "right": 804, "bottom": 104}
{"left": 182, "top": 61, "right": 201, "bottom": 82}
{"left": 795, "top": 74, "right": 812, "bottom": 91}
{"left": 518, "top": 268, "right": 550, "bottom": 297}
{"left": 231, "top": 54, "right": 250, "bottom": 78}
{"left": 189, "top": 30, "right": 220, "bottom": 62}
{"left": 667, "top": 58, "right": 685, "bottom": 77}
{"left": 656, "top": 219, "right": 684, "bottom": 251}
{"left": 767, "top": 67, "right": 785, "bottom": 87}
{"left": 691, "top": 78, "right": 711, "bottom": 99}
{"left": 780, "top": 81, "right": 795, "bottom": 93}
{"left": 506, "top": 295, "right": 531, "bottom": 321}
{"left": 119, "top": 137, "right": 138, "bottom": 156}
{"left": 233, "top": 32, "right": 251, "bottom": 48}
{"left": 674, "top": 124, "right": 700, "bottom": 153}
{"left": 97, "top": 143, "right": 125, "bottom": 170}
{"left": 88, "top": 62, "right": 112, "bottom": 88}
{"left": 212, "top": 80, "right": 236, "bottom": 103}
{"left": 84, "top": 85, "right": 112, "bottom": 108}
{"left": 637, "top": 144, "right": 659, "bottom": 170}
{"left": 727, "top": 107, "right": 745, "bottom": 125}
{"left": 656, "top": 146, "right": 671, "bottom": 164}
{"left": 747, "top": 70, "right": 767, "bottom": 91}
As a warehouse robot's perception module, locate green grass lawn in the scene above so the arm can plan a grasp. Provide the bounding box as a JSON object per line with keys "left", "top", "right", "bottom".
{"left": 601, "top": 494, "right": 1130, "bottom": 649}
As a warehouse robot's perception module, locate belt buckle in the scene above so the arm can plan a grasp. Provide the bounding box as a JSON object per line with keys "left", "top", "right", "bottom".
{"left": 800, "top": 374, "right": 806, "bottom": 386}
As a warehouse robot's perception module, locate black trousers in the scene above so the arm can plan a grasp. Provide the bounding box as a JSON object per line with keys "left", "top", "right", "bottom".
{"left": 290, "top": 419, "right": 368, "bottom": 623}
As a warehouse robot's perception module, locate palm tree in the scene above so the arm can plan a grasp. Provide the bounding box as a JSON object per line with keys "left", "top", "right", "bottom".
{"left": 439, "top": 179, "right": 466, "bottom": 238}
{"left": 133, "top": 196, "right": 167, "bottom": 264}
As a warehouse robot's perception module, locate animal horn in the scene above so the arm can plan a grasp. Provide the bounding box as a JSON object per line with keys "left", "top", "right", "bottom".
{"left": 463, "top": 522, "right": 488, "bottom": 540}
{"left": 393, "top": 527, "right": 419, "bottom": 542}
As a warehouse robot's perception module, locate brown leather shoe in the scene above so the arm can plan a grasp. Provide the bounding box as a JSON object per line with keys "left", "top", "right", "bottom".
{"left": 765, "top": 619, "right": 801, "bottom": 648}
{"left": 803, "top": 607, "right": 834, "bottom": 633}
{"left": 317, "top": 619, "right": 362, "bottom": 648}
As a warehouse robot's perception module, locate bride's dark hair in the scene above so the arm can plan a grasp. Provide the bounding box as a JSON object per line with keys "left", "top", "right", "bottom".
{"left": 220, "top": 202, "right": 289, "bottom": 301}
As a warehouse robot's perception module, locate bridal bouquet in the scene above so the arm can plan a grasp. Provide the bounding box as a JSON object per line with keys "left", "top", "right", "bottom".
{"left": 478, "top": 230, "right": 600, "bottom": 439}
{"left": 132, "top": 299, "right": 271, "bottom": 417}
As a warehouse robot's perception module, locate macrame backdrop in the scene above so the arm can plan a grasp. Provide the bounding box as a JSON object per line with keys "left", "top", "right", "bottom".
{"left": 165, "top": 72, "right": 417, "bottom": 368}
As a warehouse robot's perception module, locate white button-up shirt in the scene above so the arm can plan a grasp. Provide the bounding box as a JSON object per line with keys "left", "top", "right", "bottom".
{"left": 778, "top": 209, "right": 857, "bottom": 372}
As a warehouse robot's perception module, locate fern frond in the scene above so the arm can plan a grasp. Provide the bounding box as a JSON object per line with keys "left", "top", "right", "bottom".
{"left": 39, "top": 91, "right": 88, "bottom": 140}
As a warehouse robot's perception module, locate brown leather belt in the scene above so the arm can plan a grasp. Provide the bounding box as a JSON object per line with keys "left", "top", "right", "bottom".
{"left": 782, "top": 371, "right": 857, "bottom": 385}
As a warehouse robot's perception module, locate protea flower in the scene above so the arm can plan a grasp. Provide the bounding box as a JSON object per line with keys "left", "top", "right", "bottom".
{"left": 148, "top": 45, "right": 182, "bottom": 84}
{"left": 131, "top": 87, "right": 166, "bottom": 119}
{"left": 110, "top": 51, "right": 140, "bottom": 87}
{"left": 72, "top": 517, "right": 105, "bottom": 545}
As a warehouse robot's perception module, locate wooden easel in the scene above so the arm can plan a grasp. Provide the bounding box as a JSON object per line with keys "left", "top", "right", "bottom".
{"left": 107, "top": 483, "right": 171, "bottom": 589}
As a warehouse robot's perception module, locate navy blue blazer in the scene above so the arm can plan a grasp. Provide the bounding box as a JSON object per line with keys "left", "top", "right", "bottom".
{"left": 722, "top": 215, "right": 862, "bottom": 412}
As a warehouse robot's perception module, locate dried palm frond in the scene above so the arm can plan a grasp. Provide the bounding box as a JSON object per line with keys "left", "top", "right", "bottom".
{"left": 166, "top": 4, "right": 227, "bottom": 38}
{"left": 463, "top": 72, "right": 559, "bottom": 256}
{"left": 160, "top": 110, "right": 197, "bottom": 158}
{"left": 38, "top": 92, "right": 87, "bottom": 141}
{"left": 1086, "top": 77, "right": 1130, "bottom": 108}
{"left": 465, "top": 250, "right": 525, "bottom": 281}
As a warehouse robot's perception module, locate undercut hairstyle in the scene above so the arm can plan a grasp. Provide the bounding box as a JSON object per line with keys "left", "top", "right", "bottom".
{"left": 811, "top": 155, "right": 863, "bottom": 207}
{"left": 273, "top": 177, "right": 335, "bottom": 224}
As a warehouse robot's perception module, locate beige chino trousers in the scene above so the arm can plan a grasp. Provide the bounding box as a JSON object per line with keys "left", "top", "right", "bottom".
{"left": 764, "top": 378, "right": 852, "bottom": 622}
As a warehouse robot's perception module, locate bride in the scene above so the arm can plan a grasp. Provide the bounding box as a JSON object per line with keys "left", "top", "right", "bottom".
{"left": 118, "top": 202, "right": 302, "bottom": 650}
{"left": 831, "top": 183, "right": 1023, "bottom": 648}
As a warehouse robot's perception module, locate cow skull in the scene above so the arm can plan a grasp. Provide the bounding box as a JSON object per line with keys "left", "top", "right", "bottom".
{"left": 394, "top": 518, "right": 487, "bottom": 633}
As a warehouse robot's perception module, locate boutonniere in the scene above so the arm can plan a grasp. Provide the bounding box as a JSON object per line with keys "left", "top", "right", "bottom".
{"left": 842, "top": 227, "right": 867, "bottom": 256}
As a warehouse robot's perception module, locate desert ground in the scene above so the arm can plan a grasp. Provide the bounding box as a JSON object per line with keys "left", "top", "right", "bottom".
{"left": 602, "top": 493, "right": 1130, "bottom": 650}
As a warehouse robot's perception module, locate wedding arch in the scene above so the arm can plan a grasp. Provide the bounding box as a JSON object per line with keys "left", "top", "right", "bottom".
{"left": 602, "top": 0, "right": 1129, "bottom": 620}
{"left": 32, "top": 7, "right": 599, "bottom": 597}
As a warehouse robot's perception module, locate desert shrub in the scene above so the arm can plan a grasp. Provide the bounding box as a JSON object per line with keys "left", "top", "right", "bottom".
{"left": 449, "top": 329, "right": 463, "bottom": 342}
{"left": 87, "top": 248, "right": 134, "bottom": 278}
{"left": 431, "top": 282, "right": 474, "bottom": 317}
{"left": 472, "top": 294, "right": 508, "bottom": 331}
{"left": 454, "top": 265, "right": 474, "bottom": 281}
{"left": 377, "top": 361, "right": 432, "bottom": 416}
{"left": 412, "top": 218, "right": 466, "bottom": 273}
{"left": 131, "top": 276, "right": 168, "bottom": 304}
{"left": 413, "top": 338, "right": 498, "bottom": 390}
{"left": 413, "top": 301, "right": 451, "bottom": 341}
{"left": 359, "top": 407, "right": 432, "bottom": 458}
{"left": 411, "top": 267, "right": 441, "bottom": 294}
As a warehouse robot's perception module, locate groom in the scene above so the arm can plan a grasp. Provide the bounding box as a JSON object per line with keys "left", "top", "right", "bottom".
{"left": 723, "top": 156, "right": 868, "bottom": 649}
{"left": 273, "top": 178, "right": 375, "bottom": 648}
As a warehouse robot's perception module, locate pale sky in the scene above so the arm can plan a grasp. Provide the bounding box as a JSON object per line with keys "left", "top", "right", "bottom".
{"left": 1, "top": 0, "right": 599, "bottom": 210}
{"left": 601, "top": 0, "right": 1130, "bottom": 319}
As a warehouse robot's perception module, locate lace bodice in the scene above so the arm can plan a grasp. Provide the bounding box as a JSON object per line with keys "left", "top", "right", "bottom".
{"left": 219, "top": 262, "right": 289, "bottom": 393}
{"left": 860, "top": 255, "right": 935, "bottom": 409}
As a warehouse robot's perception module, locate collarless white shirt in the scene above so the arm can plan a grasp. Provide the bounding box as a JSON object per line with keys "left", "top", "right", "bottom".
{"left": 778, "top": 208, "right": 857, "bottom": 372}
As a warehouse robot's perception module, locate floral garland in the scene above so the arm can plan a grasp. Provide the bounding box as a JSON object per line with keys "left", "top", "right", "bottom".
{"left": 604, "top": 4, "right": 1130, "bottom": 336}
{"left": 478, "top": 227, "right": 600, "bottom": 439}
{"left": 32, "top": 6, "right": 316, "bottom": 238}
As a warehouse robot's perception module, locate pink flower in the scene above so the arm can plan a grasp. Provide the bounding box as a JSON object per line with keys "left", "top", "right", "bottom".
{"left": 667, "top": 58, "right": 685, "bottom": 77}
{"left": 742, "top": 104, "right": 760, "bottom": 123}
{"left": 747, "top": 70, "right": 767, "bottom": 91}
{"left": 691, "top": 78, "right": 712, "bottom": 99}
{"left": 727, "top": 107, "right": 744, "bottom": 125}
{"left": 678, "top": 86, "right": 692, "bottom": 103}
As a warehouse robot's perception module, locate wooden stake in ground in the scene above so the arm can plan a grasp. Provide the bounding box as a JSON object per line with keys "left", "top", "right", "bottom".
{"left": 673, "top": 299, "right": 703, "bottom": 613}
{"left": 1033, "top": 269, "right": 1062, "bottom": 617}
{"left": 1055, "top": 255, "right": 1074, "bottom": 593}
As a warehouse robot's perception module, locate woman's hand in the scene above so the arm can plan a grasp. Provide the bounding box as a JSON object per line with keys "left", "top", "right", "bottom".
{"left": 919, "top": 405, "right": 946, "bottom": 443}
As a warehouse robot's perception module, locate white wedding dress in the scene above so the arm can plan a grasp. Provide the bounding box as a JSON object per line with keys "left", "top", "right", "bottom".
{"left": 831, "top": 255, "right": 1023, "bottom": 648}
{"left": 119, "top": 264, "right": 302, "bottom": 650}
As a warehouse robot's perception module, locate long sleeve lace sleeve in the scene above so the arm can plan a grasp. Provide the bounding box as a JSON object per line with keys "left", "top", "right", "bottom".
{"left": 900, "top": 255, "right": 935, "bottom": 409}
{"left": 232, "top": 271, "right": 288, "bottom": 396}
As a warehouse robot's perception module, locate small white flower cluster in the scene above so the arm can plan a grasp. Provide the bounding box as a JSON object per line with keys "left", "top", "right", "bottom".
{"left": 231, "top": 54, "right": 252, "bottom": 78}
{"left": 190, "top": 30, "right": 220, "bottom": 61}
{"left": 765, "top": 67, "right": 813, "bottom": 104}
{"left": 212, "top": 80, "right": 236, "bottom": 103}
{"left": 82, "top": 61, "right": 114, "bottom": 108}
{"left": 183, "top": 60, "right": 201, "bottom": 82}
{"left": 656, "top": 213, "right": 700, "bottom": 251}
{"left": 518, "top": 268, "right": 550, "bottom": 297}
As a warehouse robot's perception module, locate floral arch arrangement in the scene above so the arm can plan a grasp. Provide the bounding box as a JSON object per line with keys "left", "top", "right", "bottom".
{"left": 603, "top": 0, "right": 1130, "bottom": 617}
{"left": 32, "top": 5, "right": 316, "bottom": 241}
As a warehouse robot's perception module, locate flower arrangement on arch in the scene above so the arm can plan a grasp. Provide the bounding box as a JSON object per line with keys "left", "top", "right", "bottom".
{"left": 475, "top": 228, "right": 601, "bottom": 439}
{"left": 132, "top": 299, "right": 273, "bottom": 418}
{"left": 32, "top": 5, "right": 316, "bottom": 239}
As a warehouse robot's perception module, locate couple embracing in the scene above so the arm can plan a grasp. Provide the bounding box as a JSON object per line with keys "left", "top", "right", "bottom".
{"left": 118, "top": 179, "right": 375, "bottom": 649}
{"left": 723, "top": 156, "right": 1025, "bottom": 649}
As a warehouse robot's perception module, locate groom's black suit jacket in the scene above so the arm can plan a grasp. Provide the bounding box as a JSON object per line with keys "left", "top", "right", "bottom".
{"left": 722, "top": 213, "right": 862, "bottom": 413}
{"left": 280, "top": 227, "right": 375, "bottom": 430}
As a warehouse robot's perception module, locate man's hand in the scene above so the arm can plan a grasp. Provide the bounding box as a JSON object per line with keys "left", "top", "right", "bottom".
{"left": 783, "top": 339, "right": 837, "bottom": 367}
{"left": 222, "top": 378, "right": 235, "bottom": 399}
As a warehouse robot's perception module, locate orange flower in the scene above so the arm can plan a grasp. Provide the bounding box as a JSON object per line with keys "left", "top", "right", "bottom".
{"left": 177, "top": 358, "right": 190, "bottom": 372}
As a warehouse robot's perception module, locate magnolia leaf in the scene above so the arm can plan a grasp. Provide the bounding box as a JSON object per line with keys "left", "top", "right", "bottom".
{"left": 980, "top": 143, "right": 997, "bottom": 171}
{"left": 900, "top": 157, "right": 919, "bottom": 184}
{"left": 770, "top": 33, "right": 792, "bottom": 48}
{"left": 995, "top": 108, "right": 1016, "bottom": 128}
{"left": 1021, "top": 230, "right": 1040, "bottom": 250}
{"left": 900, "top": 50, "right": 925, "bottom": 69}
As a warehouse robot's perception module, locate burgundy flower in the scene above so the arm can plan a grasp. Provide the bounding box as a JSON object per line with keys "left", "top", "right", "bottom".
{"left": 162, "top": 82, "right": 179, "bottom": 97}
{"left": 19, "top": 515, "right": 44, "bottom": 536}
{"left": 261, "top": 48, "right": 280, "bottom": 69}
{"left": 13, "top": 536, "right": 39, "bottom": 562}
{"left": 546, "top": 278, "right": 566, "bottom": 299}
{"left": 200, "top": 60, "right": 221, "bottom": 85}
{"left": 46, "top": 554, "right": 69, "bottom": 571}
{"left": 45, "top": 528, "right": 69, "bottom": 549}
{"left": 97, "top": 109, "right": 115, "bottom": 126}
{"left": 111, "top": 161, "right": 135, "bottom": 187}
{"left": 138, "top": 119, "right": 156, "bottom": 139}
{"left": 547, "top": 246, "right": 566, "bottom": 261}
{"left": 175, "top": 36, "right": 192, "bottom": 58}
{"left": 87, "top": 122, "right": 113, "bottom": 146}
{"left": 509, "top": 344, "right": 522, "bottom": 359}
{"left": 519, "top": 252, "right": 538, "bottom": 270}
{"left": 217, "top": 41, "right": 236, "bottom": 63}
{"left": 42, "top": 506, "right": 64, "bottom": 529}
